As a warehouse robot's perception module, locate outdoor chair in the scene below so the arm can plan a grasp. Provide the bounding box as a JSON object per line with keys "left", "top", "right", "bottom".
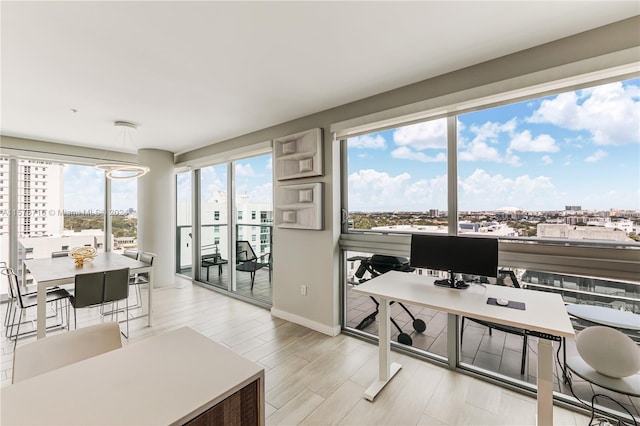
{"left": 461, "top": 269, "right": 529, "bottom": 375}
{"left": 347, "top": 254, "right": 426, "bottom": 346}
{"left": 236, "top": 241, "right": 271, "bottom": 290}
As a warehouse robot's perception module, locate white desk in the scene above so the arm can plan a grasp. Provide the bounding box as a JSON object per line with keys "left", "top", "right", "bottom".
{"left": 352, "top": 271, "right": 575, "bottom": 426}
{"left": 1, "top": 327, "right": 265, "bottom": 425}
{"left": 23, "top": 252, "right": 154, "bottom": 339}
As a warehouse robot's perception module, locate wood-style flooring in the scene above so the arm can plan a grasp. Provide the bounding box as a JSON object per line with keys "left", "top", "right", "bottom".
{"left": 1, "top": 276, "right": 594, "bottom": 425}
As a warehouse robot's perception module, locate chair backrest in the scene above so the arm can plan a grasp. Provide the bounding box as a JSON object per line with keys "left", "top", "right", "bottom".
{"left": 497, "top": 269, "right": 521, "bottom": 288}
{"left": 73, "top": 271, "right": 105, "bottom": 309}
{"left": 139, "top": 252, "right": 155, "bottom": 266}
{"left": 51, "top": 251, "right": 70, "bottom": 258}
{"left": 103, "top": 268, "right": 130, "bottom": 303}
{"left": 12, "top": 322, "right": 122, "bottom": 383}
{"left": 123, "top": 249, "right": 139, "bottom": 260}
{"left": 236, "top": 241, "right": 257, "bottom": 262}
{"left": 4, "top": 268, "right": 21, "bottom": 306}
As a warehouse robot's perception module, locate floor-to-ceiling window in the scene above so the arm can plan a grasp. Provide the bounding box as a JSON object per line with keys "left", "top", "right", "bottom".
{"left": 233, "top": 154, "right": 273, "bottom": 304}
{"left": 199, "top": 164, "right": 229, "bottom": 290}
{"left": 344, "top": 118, "right": 450, "bottom": 360}
{"left": 1, "top": 157, "right": 138, "bottom": 296}
{"left": 110, "top": 175, "right": 138, "bottom": 253}
{"left": 187, "top": 152, "right": 273, "bottom": 306}
{"left": 176, "top": 170, "right": 192, "bottom": 276}
{"left": 340, "top": 77, "right": 640, "bottom": 418}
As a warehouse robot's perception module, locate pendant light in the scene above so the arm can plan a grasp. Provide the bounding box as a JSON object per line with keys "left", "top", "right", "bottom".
{"left": 96, "top": 121, "right": 149, "bottom": 180}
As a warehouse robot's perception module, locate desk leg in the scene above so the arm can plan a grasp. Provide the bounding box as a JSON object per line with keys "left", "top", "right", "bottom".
{"left": 537, "top": 338, "right": 554, "bottom": 426}
{"left": 363, "top": 297, "right": 402, "bottom": 401}
{"left": 147, "top": 268, "right": 153, "bottom": 327}
{"left": 36, "top": 281, "right": 46, "bottom": 339}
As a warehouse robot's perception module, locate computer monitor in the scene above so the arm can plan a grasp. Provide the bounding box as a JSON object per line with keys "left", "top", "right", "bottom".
{"left": 409, "top": 234, "right": 498, "bottom": 289}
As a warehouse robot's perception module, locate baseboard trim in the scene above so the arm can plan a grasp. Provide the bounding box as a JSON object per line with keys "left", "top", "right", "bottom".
{"left": 270, "top": 308, "right": 341, "bottom": 337}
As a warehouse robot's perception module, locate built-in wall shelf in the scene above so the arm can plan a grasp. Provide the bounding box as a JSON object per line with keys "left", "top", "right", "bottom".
{"left": 275, "top": 182, "right": 323, "bottom": 230}
{"left": 274, "top": 128, "right": 322, "bottom": 181}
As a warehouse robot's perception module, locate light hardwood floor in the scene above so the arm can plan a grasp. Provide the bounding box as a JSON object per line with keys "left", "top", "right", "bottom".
{"left": 1, "top": 276, "right": 592, "bottom": 425}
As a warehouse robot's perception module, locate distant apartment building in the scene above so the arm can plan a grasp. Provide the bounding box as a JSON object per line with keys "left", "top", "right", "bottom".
{"left": 0, "top": 159, "right": 64, "bottom": 238}
{"left": 537, "top": 223, "right": 632, "bottom": 242}
{"left": 565, "top": 205, "right": 582, "bottom": 211}
{"left": 177, "top": 191, "right": 273, "bottom": 270}
{"left": 371, "top": 222, "right": 517, "bottom": 237}
{"left": 0, "top": 159, "right": 64, "bottom": 270}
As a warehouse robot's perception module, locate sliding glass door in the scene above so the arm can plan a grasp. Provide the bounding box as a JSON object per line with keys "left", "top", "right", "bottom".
{"left": 232, "top": 154, "right": 273, "bottom": 304}
{"left": 199, "top": 164, "right": 229, "bottom": 290}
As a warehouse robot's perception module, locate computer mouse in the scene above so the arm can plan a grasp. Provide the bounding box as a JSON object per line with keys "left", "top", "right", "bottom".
{"left": 496, "top": 298, "right": 509, "bottom": 306}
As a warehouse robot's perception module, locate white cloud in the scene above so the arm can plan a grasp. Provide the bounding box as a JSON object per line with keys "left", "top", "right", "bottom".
{"left": 459, "top": 118, "right": 523, "bottom": 165}
{"left": 459, "top": 140, "right": 502, "bottom": 162}
{"left": 348, "top": 134, "right": 387, "bottom": 149}
{"left": 393, "top": 120, "right": 447, "bottom": 150}
{"left": 235, "top": 163, "right": 254, "bottom": 177}
{"left": 247, "top": 182, "right": 273, "bottom": 204}
{"left": 201, "top": 167, "right": 226, "bottom": 202}
{"left": 585, "top": 149, "right": 608, "bottom": 163}
{"left": 348, "top": 169, "right": 447, "bottom": 211}
{"left": 458, "top": 169, "right": 558, "bottom": 211}
{"left": 509, "top": 130, "right": 559, "bottom": 153}
{"left": 469, "top": 118, "right": 517, "bottom": 144}
{"left": 266, "top": 157, "right": 272, "bottom": 170}
{"left": 391, "top": 146, "right": 446, "bottom": 162}
{"left": 541, "top": 155, "right": 553, "bottom": 165}
{"left": 529, "top": 81, "right": 640, "bottom": 146}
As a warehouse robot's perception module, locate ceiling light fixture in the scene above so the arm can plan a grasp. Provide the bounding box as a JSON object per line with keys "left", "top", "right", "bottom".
{"left": 96, "top": 121, "right": 150, "bottom": 180}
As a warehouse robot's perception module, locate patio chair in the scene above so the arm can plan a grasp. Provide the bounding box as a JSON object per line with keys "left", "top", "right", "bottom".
{"left": 236, "top": 241, "right": 271, "bottom": 290}
{"left": 347, "top": 254, "right": 426, "bottom": 346}
{"left": 461, "top": 269, "right": 529, "bottom": 375}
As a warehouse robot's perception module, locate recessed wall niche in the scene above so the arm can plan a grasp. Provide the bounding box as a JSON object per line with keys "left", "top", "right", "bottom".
{"left": 274, "top": 128, "right": 322, "bottom": 181}
{"left": 275, "top": 183, "right": 323, "bottom": 230}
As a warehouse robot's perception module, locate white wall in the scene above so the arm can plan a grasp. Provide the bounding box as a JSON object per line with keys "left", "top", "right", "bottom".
{"left": 138, "top": 149, "right": 175, "bottom": 287}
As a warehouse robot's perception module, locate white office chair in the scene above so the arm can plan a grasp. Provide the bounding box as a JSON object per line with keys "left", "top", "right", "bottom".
{"left": 12, "top": 322, "right": 122, "bottom": 383}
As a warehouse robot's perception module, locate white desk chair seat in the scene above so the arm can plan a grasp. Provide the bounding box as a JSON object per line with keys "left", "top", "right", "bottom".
{"left": 12, "top": 322, "right": 122, "bottom": 383}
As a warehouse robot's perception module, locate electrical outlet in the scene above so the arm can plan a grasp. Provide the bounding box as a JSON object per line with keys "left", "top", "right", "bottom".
{"left": 300, "top": 285, "right": 307, "bottom": 295}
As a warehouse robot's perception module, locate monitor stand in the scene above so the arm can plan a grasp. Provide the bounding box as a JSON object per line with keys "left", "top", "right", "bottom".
{"left": 434, "top": 271, "right": 469, "bottom": 289}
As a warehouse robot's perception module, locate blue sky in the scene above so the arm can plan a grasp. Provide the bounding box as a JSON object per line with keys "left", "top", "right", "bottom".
{"left": 65, "top": 155, "right": 272, "bottom": 212}
{"left": 348, "top": 78, "right": 640, "bottom": 212}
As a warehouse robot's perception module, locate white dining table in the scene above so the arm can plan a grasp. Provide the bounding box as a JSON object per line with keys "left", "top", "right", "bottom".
{"left": 23, "top": 252, "right": 154, "bottom": 338}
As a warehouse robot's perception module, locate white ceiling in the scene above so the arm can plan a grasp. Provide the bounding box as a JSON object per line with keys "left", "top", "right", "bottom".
{"left": 1, "top": 1, "right": 638, "bottom": 155}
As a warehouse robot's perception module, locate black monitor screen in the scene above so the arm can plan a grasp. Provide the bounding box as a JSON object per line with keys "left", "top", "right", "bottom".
{"left": 409, "top": 234, "right": 498, "bottom": 278}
